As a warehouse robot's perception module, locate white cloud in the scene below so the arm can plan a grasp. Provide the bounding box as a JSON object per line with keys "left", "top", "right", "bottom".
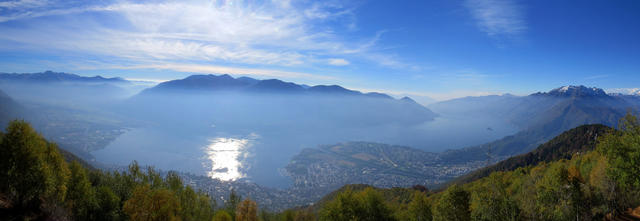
{"left": 108, "top": 63, "right": 336, "bottom": 80}
{"left": 0, "top": 0, "right": 48, "bottom": 10}
{"left": 584, "top": 74, "right": 609, "bottom": 80}
{"left": 303, "top": 2, "right": 353, "bottom": 20}
{"left": 0, "top": 0, "right": 412, "bottom": 69}
{"left": 0, "top": 0, "right": 418, "bottom": 72}
{"left": 464, "top": 0, "right": 526, "bottom": 37}
{"left": 606, "top": 88, "right": 640, "bottom": 95}
{"left": 328, "top": 58, "right": 349, "bottom": 66}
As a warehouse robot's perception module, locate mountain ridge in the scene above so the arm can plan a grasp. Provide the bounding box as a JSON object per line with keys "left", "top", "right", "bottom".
{"left": 0, "top": 70, "right": 128, "bottom": 84}
{"left": 429, "top": 85, "right": 637, "bottom": 161}
{"left": 532, "top": 85, "right": 608, "bottom": 97}
{"left": 140, "top": 74, "right": 400, "bottom": 100}
{"left": 444, "top": 124, "right": 611, "bottom": 187}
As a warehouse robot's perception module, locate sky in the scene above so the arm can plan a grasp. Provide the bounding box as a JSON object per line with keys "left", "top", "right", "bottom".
{"left": 0, "top": 0, "right": 639, "bottom": 100}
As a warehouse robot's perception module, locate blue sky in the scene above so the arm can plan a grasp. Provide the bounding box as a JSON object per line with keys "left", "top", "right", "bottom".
{"left": 0, "top": 0, "right": 639, "bottom": 100}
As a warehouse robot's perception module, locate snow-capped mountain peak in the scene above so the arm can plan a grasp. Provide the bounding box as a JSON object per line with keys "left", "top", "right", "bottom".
{"left": 542, "top": 85, "right": 608, "bottom": 97}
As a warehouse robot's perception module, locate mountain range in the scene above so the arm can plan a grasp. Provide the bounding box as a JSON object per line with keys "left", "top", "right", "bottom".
{"left": 129, "top": 74, "right": 437, "bottom": 128}
{"left": 0, "top": 70, "right": 128, "bottom": 84}
{"left": 283, "top": 85, "right": 640, "bottom": 192}
{"left": 429, "top": 85, "right": 639, "bottom": 162}
{"left": 1, "top": 71, "right": 639, "bottom": 192}
{"left": 0, "top": 71, "right": 143, "bottom": 107}
{"left": 1, "top": 71, "right": 640, "bottom": 215}
{"left": 142, "top": 74, "right": 396, "bottom": 100}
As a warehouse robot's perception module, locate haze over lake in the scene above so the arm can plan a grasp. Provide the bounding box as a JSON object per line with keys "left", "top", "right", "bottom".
{"left": 94, "top": 111, "right": 518, "bottom": 188}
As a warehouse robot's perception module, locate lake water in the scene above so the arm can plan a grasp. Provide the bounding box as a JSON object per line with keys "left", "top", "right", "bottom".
{"left": 204, "top": 137, "right": 252, "bottom": 181}
{"left": 93, "top": 113, "right": 519, "bottom": 188}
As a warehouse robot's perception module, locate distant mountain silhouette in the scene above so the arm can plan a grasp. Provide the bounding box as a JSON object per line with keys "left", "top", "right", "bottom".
{"left": 307, "top": 85, "right": 361, "bottom": 96}
{"left": 364, "top": 92, "right": 393, "bottom": 99}
{"left": 436, "top": 86, "right": 633, "bottom": 134}
{"left": 427, "top": 85, "right": 638, "bottom": 165}
{"left": 246, "top": 79, "right": 306, "bottom": 93}
{"left": 149, "top": 74, "right": 252, "bottom": 92}
{"left": 0, "top": 70, "right": 128, "bottom": 84}
{"left": 0, "top": 71, "right": 136, "bottom": 106}
{"left": 142, "top": 74, "right": 395, "bottom": 98}
{"left": 236, "top": 76, "right": 260, "bottom": 85}
{"left": 131, "top": 74, "right": 437, "bottom": 128}
{"left": 138, "top": 74, "right": 429, "bottom": 104}
{"left": 508, "top": 86, "right": 630, "bottom": 134}
{"left": 400, "top": 96, "right": 418, "bottom": 103}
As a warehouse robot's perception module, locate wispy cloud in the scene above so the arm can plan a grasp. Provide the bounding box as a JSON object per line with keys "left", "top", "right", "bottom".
{"left": 464, "top": 0, "right": 527, "bottom": 37}
{"left": 584, "top": 74, "right": 610, "bottom": 80}
{"left": 422, "top": 90, "right": 508, "bottom": 101}
{"left": 327, "top": 58, "right": 349, "bottom": 66}
{"left": 106, "top": 63, "right": 336, "bottom": 81}
{"left": 437, "top": 69, "right": 493, "bottom": 86}
{"left": 0, "top": 0, "right": 49, "bottom": 10}
{"left": 605, "top": 88, "right": 640, "bottom": 95}
{"left": 0, "top": 0, "right": 412, "bottom": 73}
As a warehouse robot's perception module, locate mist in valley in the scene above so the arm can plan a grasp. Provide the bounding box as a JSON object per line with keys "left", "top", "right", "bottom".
{"left": 1, "top": 76, "right": 523, "bottom": 188}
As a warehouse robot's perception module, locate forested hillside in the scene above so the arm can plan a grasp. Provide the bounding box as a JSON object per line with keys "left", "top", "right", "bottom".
{"left": 3, "top": 115, "right": 640, "bottom": 220}
{"left": 281, "top": 114, "right": 640, "bottom": 221}
{"left": 448, "top": 124, "right": 611, "bottom": 186}
{"left": 0, "top": 121, "right": 260, "bottom": 220}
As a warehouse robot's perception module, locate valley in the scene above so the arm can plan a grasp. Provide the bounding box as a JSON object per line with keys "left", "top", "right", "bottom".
{"left": 2, "top": 2, "right": 640, "bottom": 220}
{"left": 2, "top": 71, "right": 639, "bottom": 212}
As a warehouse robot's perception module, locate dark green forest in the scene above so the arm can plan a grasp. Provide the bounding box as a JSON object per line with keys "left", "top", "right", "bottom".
{"left": 2, "top": 114, "right": 640, "bottom": 220}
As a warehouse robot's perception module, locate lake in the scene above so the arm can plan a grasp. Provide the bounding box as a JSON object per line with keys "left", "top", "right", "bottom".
{"left": 93, "top": 113, "right": 519, "bottom": 188}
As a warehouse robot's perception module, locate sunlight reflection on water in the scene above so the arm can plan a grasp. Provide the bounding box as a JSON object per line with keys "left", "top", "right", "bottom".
{"left": 204, "top": 137, "right": 251, "bottom": 181}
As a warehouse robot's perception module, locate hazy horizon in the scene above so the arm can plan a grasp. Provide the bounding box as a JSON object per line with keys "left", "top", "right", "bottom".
{"left": 3, "top": 70, "right": 639, "bottom": 104}
{"left": 1, "top": 0, "right": 639, "bottom": 101}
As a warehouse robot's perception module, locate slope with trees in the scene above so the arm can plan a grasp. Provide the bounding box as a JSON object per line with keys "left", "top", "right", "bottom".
{"left": 281, "top": 113, "right": 640, "bottom": 221}
{"left": 0, "top": 120, "right": 262, "bottom": 220}
{"left": 448, "top": 124, "right": 610, "bottom": 186}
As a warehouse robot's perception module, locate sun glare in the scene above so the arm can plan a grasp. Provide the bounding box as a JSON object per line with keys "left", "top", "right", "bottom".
{"left": 204, "top": 137, "right": 250, "bottom": 181}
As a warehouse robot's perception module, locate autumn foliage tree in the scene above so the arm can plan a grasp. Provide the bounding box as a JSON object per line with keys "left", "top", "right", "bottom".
{"left": 123, "top": 185, "right": 181, "bottom": 221}
{"left": 598, "top": 112, "right": 640, "bottom": 210}
{"left": 235, "top": 198, "right": 258, "bottom": 221}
